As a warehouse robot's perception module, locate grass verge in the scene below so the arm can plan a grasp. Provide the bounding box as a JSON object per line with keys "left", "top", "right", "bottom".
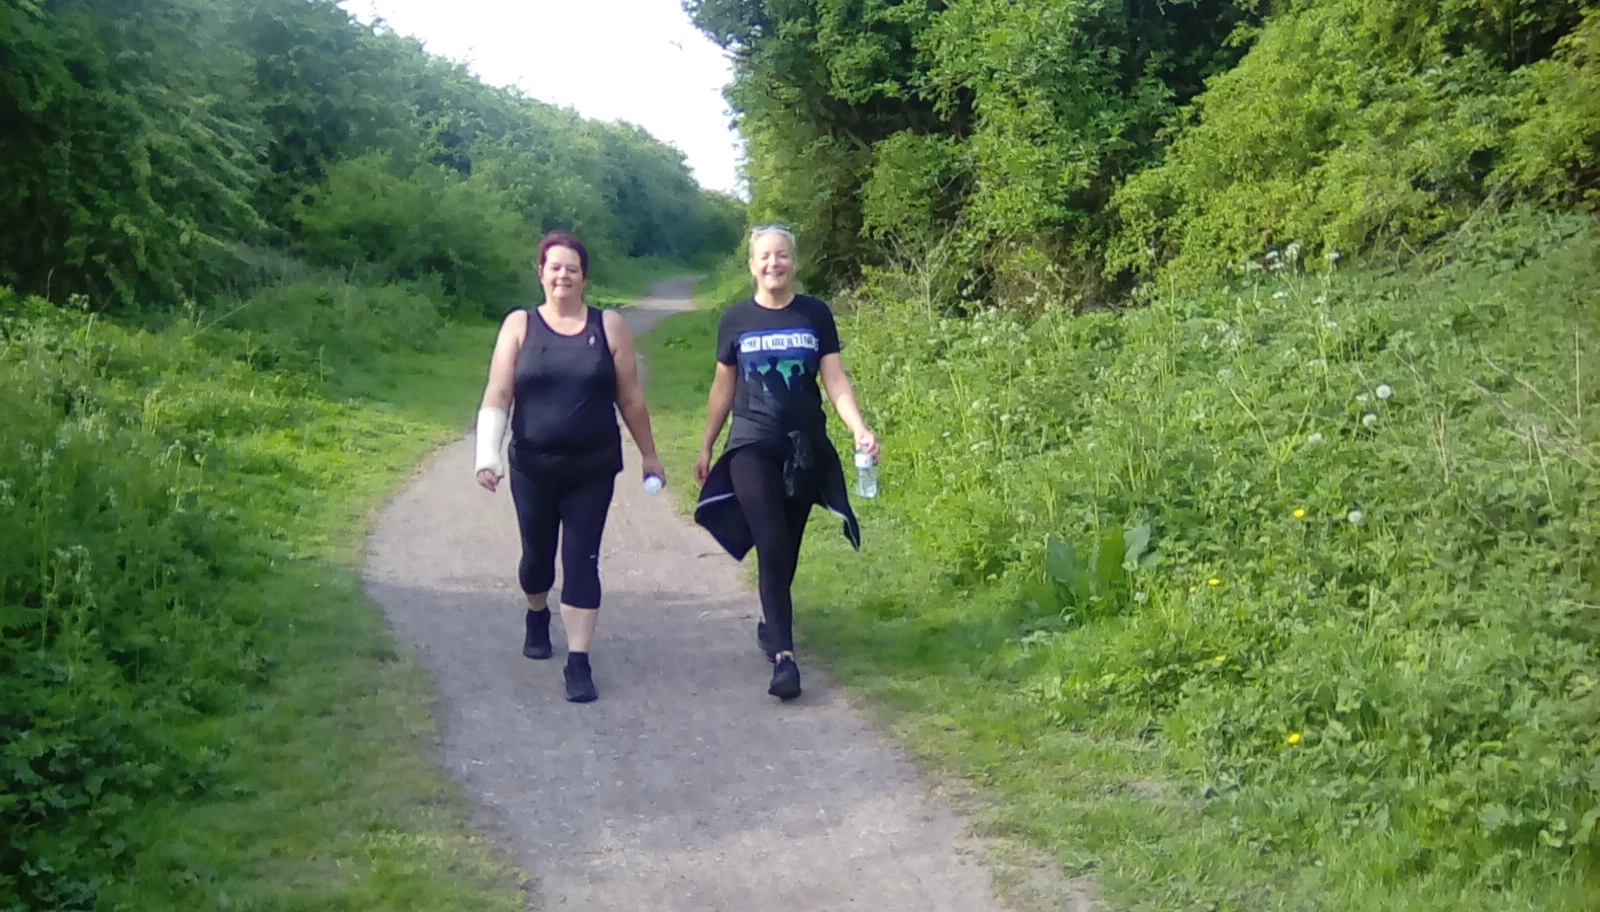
{"left": 2, "top": 282, "right": 521, "bottom": 909}
{"left": 640, "top": 222, "right": 1599, "bottom": 912}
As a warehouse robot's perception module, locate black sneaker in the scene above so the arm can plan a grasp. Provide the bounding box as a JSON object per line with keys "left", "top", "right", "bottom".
{"left": 564, "top": 663, "right": 598, "bottom": 703}
{"left": 523, "top": 609, "right": 553, "bottom": 660}
{"left": 768, "top": 656, "right": 801, "bottom": 701}
{"left": 756, "top": 621, "right": 777, "bottom": 663}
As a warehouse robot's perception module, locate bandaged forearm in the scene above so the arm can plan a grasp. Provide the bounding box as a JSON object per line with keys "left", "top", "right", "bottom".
{"left": 474, "top": 406, "right": 508, "bottom": 476}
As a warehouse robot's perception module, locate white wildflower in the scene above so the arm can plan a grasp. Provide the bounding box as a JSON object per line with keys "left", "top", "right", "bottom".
{"left": 1314, "top": 295, "right": 1328, "bottom": 306}
{"left": 1307, "top": 432, "right": 1324, "bottom": 444}
{"left": 1285, "top": 241, "right": 1303, "bottom": 265}
{"left": 1347, "top": 507, "right": 1365, "bottom": 525}
{"left": 1273, "top": 290, "right": 1288, "bottom": 300}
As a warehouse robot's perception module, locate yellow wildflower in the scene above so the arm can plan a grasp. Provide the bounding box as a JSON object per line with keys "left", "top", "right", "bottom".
{"left": 1293, "top": 508, "right": 1307, "bottom": 519}
{"left": 1287, "top": 732, "right": 1303, "bottom": 746}
{"left": 1207, "top": 577, "right": 1222, "bottom": 587}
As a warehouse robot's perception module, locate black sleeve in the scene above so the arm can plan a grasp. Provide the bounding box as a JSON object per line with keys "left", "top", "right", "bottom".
{"left": 715, "top": 307, "right": 739, "bottom": 365}
{"left": 811, "top": 298, "right": 841, "bottom": 356}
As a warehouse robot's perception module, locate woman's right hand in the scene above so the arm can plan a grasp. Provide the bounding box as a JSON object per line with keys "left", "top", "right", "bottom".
{"left": 476, "top": 468, "right": 502, "bottom": 492}
{"left": 693, "top": 447, "right": 712, "bottom": 486}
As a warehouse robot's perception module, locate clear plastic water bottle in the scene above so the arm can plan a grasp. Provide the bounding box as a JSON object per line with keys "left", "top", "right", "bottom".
{"left": 854, "top": 450, "right": 878, "bottom": 499}
{"left": 643, "top": 474, "right": 664, "bottom": 495}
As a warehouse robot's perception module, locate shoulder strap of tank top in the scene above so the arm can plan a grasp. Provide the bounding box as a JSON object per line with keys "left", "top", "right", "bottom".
{"left": 588, "top": 306, "right": 612, "bottom": 351}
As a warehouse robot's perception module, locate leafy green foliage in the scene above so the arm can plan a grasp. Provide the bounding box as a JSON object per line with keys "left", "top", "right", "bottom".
{"left": 0, "top": 0, "right": 265, "bottom": 307}
{"left": 1109, "top": 0, "right": 1598, "bottom": 289}
{"left": 1, "top": 0, "right": 744, "bottom": 312}
{"left": 691, "top": 0, "right": 1249, "bottom": 297}
{"left": 795, "top": 215, "right": 1596, "bottom": 908}
{"left": 698, "top": 0, "right": 1596, "bottom": 301}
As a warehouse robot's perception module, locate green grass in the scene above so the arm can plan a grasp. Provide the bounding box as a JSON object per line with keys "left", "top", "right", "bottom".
{"left": 2, "top": 282, "right": 522, "bottom": 909}
{"left": 641, "top": 220, "right": 1600, "bottom": 911}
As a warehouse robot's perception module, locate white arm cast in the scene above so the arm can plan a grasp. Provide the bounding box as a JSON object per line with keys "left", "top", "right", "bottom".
{"left": 474, "top": 406, "right": 508, "bottom": 476}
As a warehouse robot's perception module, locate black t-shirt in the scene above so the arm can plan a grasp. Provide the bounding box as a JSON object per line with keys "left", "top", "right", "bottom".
{"left": 716, "top": 294, "right": 841, "bottom": 452}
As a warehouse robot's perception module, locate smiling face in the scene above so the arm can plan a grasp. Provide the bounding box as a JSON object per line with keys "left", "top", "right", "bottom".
{"left": 748, "top": 230, "right": 796, "bottom": 295}
{"left": 540, "top": 244, "right": 586, "bottom": 302}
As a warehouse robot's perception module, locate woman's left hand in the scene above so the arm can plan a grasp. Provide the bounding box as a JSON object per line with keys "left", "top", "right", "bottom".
{"left": 853, "top": 428, "right": 880, "bottom": 462}
{"left": 642, "top": 453, "right": 667, "bottom": 486}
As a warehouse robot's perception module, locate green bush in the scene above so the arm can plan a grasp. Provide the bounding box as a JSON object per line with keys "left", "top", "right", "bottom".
{"left": 827, "top": 213, "right": 1599, "bottom": 904}
{"left": 294, "top": 155, "right": 531, "bottom": 319}
{"left": 1108, "top": 1, "right": 1596, "bottom": 289}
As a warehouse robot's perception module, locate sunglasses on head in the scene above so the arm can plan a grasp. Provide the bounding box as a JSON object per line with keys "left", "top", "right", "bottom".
{"left": 751, "top": 223, "right": 793, "bottom": 235}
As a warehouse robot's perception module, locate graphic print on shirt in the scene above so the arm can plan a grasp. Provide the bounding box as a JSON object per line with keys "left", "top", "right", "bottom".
{"left": 737, "top": 328, "right": 822, "bottom": 416}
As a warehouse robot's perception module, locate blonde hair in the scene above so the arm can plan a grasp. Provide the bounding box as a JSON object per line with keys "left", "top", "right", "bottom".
{"left": 748, "top": 223, "right": 797, "bottom": 258}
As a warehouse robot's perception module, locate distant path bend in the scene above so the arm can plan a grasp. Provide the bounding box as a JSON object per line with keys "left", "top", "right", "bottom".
{"left": 362, "top": 276, "right": 1014, "bottom": 911}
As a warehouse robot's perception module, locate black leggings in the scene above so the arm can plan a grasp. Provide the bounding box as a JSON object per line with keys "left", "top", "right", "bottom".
{"left": 508, "top": 465, "right": 615, "bottom": 609}
{"left": 730, "top": 447, "right": 813, "bottom": 654}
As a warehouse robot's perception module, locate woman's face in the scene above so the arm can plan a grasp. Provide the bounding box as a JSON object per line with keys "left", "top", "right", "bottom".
{"left": 748, "top": 231, "right": 795, "bottom": 294}
{"left": 541, "top": 245, "right": 586, "bottom": 301}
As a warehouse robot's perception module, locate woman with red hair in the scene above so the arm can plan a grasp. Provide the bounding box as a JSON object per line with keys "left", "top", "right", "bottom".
{"left": 473, "top": 231, "right": 665, "bottom": 703}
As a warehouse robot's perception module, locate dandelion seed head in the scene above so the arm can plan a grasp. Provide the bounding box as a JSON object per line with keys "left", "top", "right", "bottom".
{"left": 1134, "top": 591, "right": 1148, "bottom": 604}
{"left": 1376, "top": 383, "right": 1393, "bottom": 400}
{"left": 1347, "top": 508, "right": 1365, "bottom": 525}
{"left": 1308, "top": 432, "right": 1324, "bottom": 444}
{"left": 1362, "top": 410, "right": 1379, "bottom": 428}
{"left": 1273, "top": 290, "right": 1288, "bottom": 300}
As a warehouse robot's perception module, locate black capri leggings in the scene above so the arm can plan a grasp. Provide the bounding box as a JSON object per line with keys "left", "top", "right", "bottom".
{"left": 508, "top": 464, "right": 615, "bottom": 610}
{"left": 729, "top": 447, "right": 813, "bottom": 654}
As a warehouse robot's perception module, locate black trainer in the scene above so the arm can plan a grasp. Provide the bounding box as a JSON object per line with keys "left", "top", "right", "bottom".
{"left": 768, "top": 656, "right": 801, "bottom": 701}
{"left": 523, "top": 609, "right": 553, "bottom": 660}
{"left": 564, "top": 661, "right": 598, "bottom": 703}
{"left": 756, "top": 620, "right": 777, "bottom": 663}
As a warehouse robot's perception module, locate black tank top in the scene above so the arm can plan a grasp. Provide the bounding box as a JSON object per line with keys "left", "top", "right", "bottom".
{"left": 508, "top": 306, "right": 623, "bottom": 478}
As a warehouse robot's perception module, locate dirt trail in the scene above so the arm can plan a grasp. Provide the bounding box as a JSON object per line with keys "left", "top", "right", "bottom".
{"left": 363, "top": 277, "right": 1013, "bottom": 911}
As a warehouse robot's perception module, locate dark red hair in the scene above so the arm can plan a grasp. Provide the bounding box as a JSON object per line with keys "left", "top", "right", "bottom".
{"left": 537, "top": 231, "right": 589, "bottom": 277}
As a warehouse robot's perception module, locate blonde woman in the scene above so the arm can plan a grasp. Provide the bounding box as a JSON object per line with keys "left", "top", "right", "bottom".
{"left": 693, "top": 225, "right": 879, "bottom": 700}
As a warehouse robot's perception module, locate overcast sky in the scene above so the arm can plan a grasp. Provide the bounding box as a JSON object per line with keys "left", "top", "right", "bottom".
{"left": 344, "top": 0, "right": 746, "bottom": 197}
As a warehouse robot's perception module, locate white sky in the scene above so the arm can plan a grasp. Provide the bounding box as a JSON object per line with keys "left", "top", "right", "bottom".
{"left": 343, "top": 0, "right": 746, "bottom": 198}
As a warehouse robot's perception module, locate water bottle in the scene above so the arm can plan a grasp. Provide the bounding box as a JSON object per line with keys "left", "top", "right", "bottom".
{"left": 643, "top": 474, "right": 664, "bottom": 496}
{"left": 854, "top": 450, "right": 878, "bottom": 499}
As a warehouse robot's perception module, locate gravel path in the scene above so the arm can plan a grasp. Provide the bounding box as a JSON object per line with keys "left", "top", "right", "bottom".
{"left": 363, "top": 277, "right": 1013, "bottom": 911}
